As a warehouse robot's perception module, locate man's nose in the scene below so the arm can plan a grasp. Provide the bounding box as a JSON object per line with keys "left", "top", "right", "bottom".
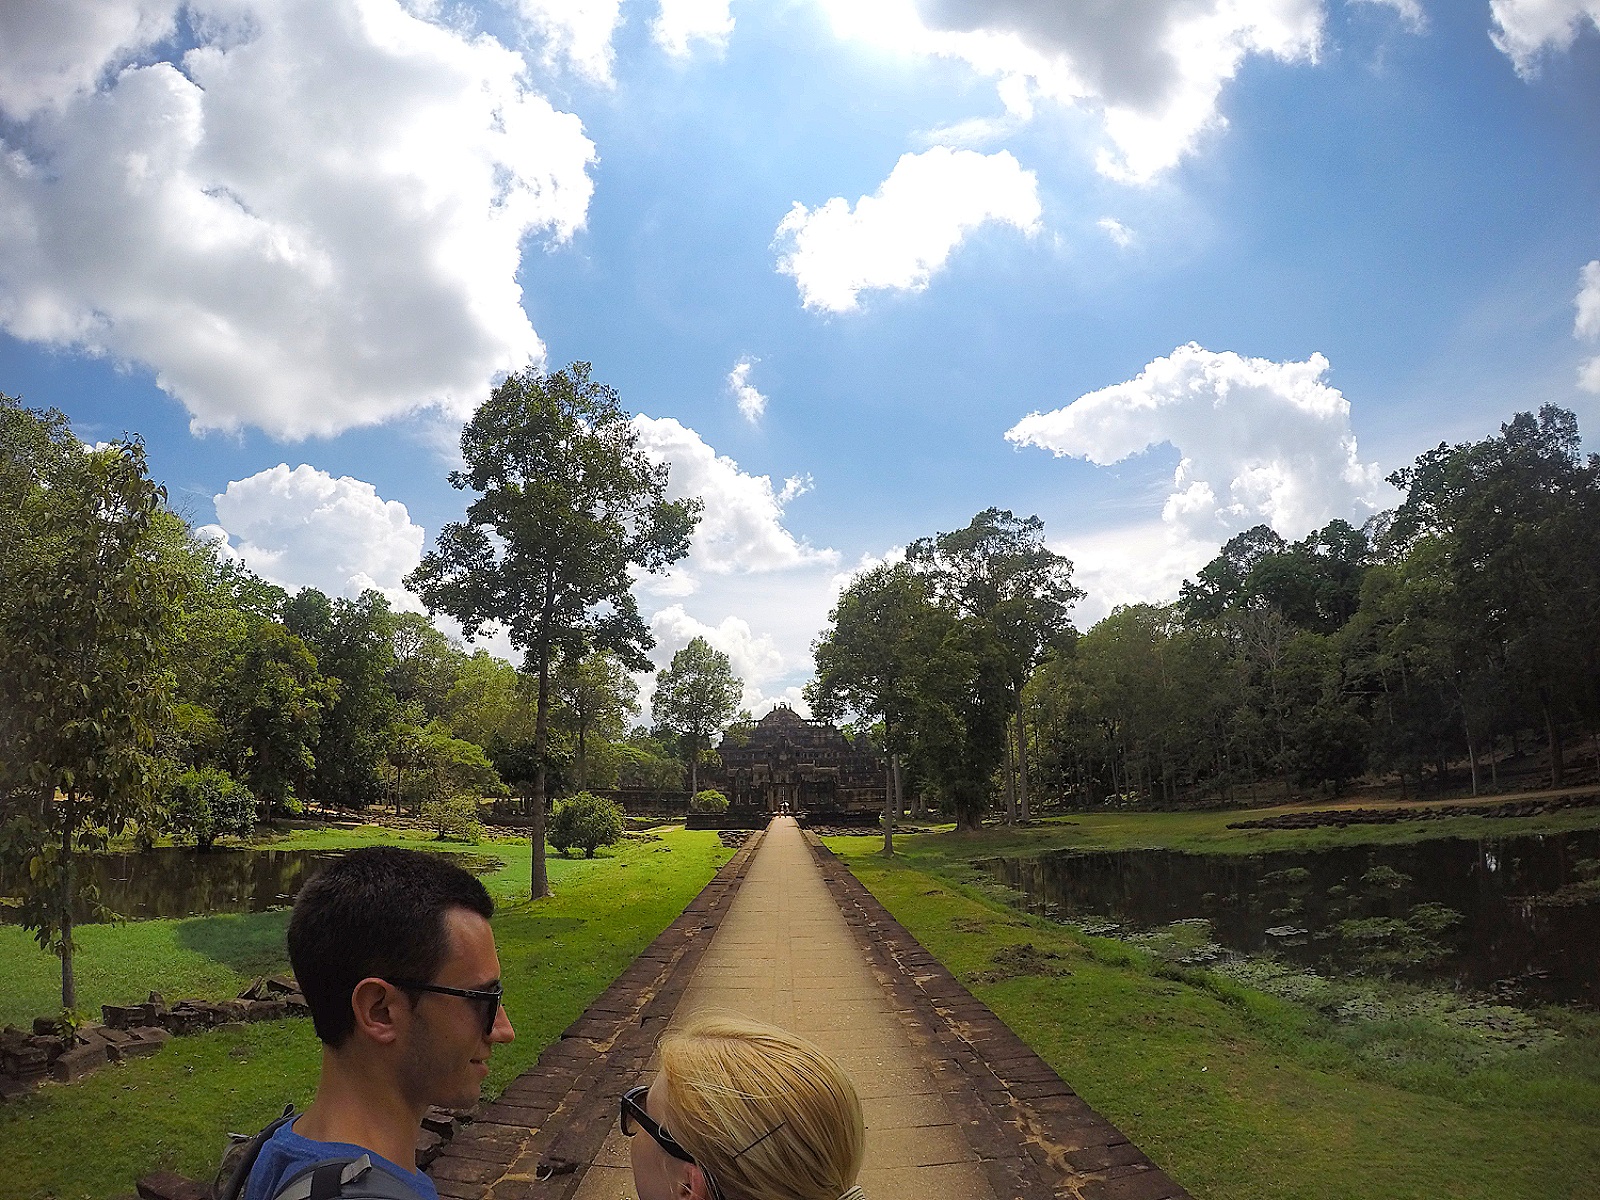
{"left": 492, "top": 1003, "right": 515, "bottom": 1043}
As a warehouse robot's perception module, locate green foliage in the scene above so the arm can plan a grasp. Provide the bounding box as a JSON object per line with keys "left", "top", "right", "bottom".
{"left": 421, "top": 796, "right": 487, "bottom": 843}
{"left": 165, "top": 767, "right": 256, "bottom": 850}
{"left": 0, "top": 401, "right": 185, "bottom": 1008}
{"left": 652, "top": 637, "right": 742, "bottom": 795}
{"left": 215, "top": 622, "right": 333, "bottom": 817}
{"left": 690, "top": 789, "right": 729, "bottom": 814}
{"left": 407, "top": 362, "right": 700, "bottom": 898}
{"left": 549, "top": 791, "right": 626, "bottom": 858}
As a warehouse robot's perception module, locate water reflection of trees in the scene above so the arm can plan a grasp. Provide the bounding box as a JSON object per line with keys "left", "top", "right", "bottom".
{"left": 0, "top": 849, "right": 336, "bottom": 924}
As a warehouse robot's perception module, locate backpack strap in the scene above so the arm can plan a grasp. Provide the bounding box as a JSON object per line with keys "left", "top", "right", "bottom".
{"left": 219, "top": 1104, "right": 298, "bottom": 1200}
{"left": 273, "top": 1154, "right": 424, "bottom": 1200}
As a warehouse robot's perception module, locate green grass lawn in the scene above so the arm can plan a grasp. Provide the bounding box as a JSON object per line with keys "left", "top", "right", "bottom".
{"left": 0, "top": 825, "right": 730, "bottom": 1200}
{"left": 828, "top": 832, "right": 1600, "bottom": 1200}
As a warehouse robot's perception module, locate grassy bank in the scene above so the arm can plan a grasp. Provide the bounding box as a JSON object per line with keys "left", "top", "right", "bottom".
{"left": 0, "top": 826, "right": 729, "bottom": 1200}
{"left": 828, "top": 832, "right": 1600, "bottom": 1200}
{"left": 902, "top": 797, "right": 1600, "bottom": 860}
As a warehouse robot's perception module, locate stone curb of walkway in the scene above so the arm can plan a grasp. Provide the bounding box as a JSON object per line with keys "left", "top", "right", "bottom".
{"left": 428, "top": 830, "right": 767, "bottom": 1200}
{"left": 806, "top": 836, "right": 1193, "bottom": 1200}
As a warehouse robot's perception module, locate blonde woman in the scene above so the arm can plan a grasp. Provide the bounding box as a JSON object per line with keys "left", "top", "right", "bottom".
{"left": 621, "top": 1015, "right": 866, "bottom": 1200}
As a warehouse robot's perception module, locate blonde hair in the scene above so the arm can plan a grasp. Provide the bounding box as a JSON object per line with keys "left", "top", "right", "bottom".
{"left": 657, "top": 1014, "right": 866, "bottom": 1200}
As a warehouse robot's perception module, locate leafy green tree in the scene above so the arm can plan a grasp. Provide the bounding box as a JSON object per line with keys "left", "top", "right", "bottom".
{"left": 552, "top": 650, "right": 640, "bottom": 789}
{"left": 652, "top": 637, "right": 743, "bottom": 797}
{"left": 905, "top": 614, "right": 1013, "bottom": 830}
{"left": 0, "top": 417, "right": 184, "bottom": 1009}
{"left": 549, "top": 791, "right": 626, "bottom": 858}
{"left": 388, "top": 611, "right": 464, "bottom": 721}
{"left": 166, "top": 767, "right": 257, "bottom": 850}
{"left": 283, "top": 588, "right": 399, "bottom": 811}
{"left": 908, "top": 509, "right": 1082, "bottom": 821}
{"left": 809, "top": 563, "right": 939, "bottom": 851}
{"left": 1387, "top": 406, "right": 1600, "bottom": 786}
{"left": 217, "top": 622, "right": 335, "bottom": 818}
{"left": 690, "top": 788, "right": 729, "bottom": 814}
{"left": 407, "top": 363, "right": 699, "bottom": 897}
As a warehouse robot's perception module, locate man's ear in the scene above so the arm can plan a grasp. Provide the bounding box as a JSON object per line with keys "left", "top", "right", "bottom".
{"left": 350, "top": 978, "right": 408, "bottom": 1046}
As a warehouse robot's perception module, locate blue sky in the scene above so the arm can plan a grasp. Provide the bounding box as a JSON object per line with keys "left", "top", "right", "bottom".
{"left": 2, "top": 0, "right": 1598, "bottom": 714}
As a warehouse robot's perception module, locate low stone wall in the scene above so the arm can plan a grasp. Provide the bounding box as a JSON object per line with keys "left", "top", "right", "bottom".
{"left": 0, "top": 975, "right": 309, "bottom": 1103}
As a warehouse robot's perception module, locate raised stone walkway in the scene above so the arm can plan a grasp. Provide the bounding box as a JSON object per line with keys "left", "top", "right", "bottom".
{"left": 428, "top": 818, "right": 1189, "bottom": 1200}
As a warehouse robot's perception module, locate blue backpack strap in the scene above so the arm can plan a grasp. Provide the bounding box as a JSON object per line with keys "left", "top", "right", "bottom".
{"left": 220, "top": 1104, "right": 298, "bottom": 1200}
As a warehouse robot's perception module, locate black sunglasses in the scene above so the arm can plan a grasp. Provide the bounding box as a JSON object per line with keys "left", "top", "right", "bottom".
{"left": 620, "top": 1085, "right": 726, "bottom": 1200}
{"left": 388, "top": 978, "right": 504, "bottom": 1036}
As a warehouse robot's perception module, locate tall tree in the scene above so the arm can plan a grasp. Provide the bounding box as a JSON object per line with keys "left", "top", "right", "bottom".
{"left": 808, "top": 563, "right": 938, "bottom": 852}
{"left": 552, "top": 650, "right": 640, "bottom": 790}
{"left": 407, "top": 363, "right": 699, "bottom": 898}
{"left": 0, "top": 416, "right": 183, "bottom": 1010}
{"left": 283, "top": 588, "right": 400, "bottom": 811}
{"left": 652, "top": 637, "right": 742, "bottom": 797}
{"left": 908, "top": 509, "right": 1082, "bottom": 821}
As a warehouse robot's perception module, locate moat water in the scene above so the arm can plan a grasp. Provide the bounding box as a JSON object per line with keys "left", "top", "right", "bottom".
{"left": 0, "top": 847, "right": 502, "bottom": 924}
{"left": 981, "top": 830, "right": 1600, "bottom": 1007}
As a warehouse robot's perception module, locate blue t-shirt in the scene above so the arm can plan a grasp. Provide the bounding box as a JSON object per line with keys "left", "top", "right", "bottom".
{"left": 244, "top": 1120, "right": 438, "bottom": 1200}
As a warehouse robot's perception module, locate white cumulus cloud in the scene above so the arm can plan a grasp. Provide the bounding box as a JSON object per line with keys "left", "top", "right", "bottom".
{"left": 1490, "top": 0, "right": 1600, "bottom": 75}
{"left": 1350, "top": 0, "right": 1427, "bottom": 32}
{"left": 727, "top": 356, "right": 767, "bottom": 421}
{"left": 1007, "top": 342, "right": 1390, "bottom": 547}
{"left": 0, "top": 0, "right": 178, "bottom": 119}
{"left": 653, "top": 0, "right": 735, "bottom": 57}
{"left": 0, "top": 0, "right": 596, "bottom": 439}
{"left": 815, "top": 0, "right": 1324, "bottom": 183}
{"left": 631, "top": 415, "right": 838, "bottom": 580}
{"left": 204, "top": 464, "right": 426, "bottom": 609}
{"left": 648, "top": 604, "right": 787, "bottom": 711}
{"left": 1577, "top": 259, "right": 1600, "bottom": 393}
{"left": 507, "top": 0, "right": 624, "bottom": 84}
{"left": 1097, "top": 217, "right": 1135, "bottom": 248}
{"left": 774, "top": 146, "right": 1040, "bottom": 312}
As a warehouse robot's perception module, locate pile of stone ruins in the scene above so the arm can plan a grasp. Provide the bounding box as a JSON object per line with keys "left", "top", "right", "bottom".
{"left": 0, "top": 974, "right": 309, "bottom": 1101}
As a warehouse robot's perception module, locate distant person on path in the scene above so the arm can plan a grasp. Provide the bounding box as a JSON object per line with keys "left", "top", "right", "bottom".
{"left": 622, "top": 1014, "right": 866, "bottom": 1200}
{"left": 241, "top": 847, "right": 515, "bottom": 1200}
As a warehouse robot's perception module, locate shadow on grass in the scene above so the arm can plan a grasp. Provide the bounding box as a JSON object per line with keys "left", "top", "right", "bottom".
{"left": 172, "top": 909, "right": 293, "bottom": 976}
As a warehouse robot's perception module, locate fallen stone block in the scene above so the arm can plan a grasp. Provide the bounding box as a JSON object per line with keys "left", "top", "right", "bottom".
{"left": 3, "top": 1045, "right": 49, "bottom": 1078}
{"left": 125, "top": 1026, "right": 172, "bottom": 1056}
{"left": 0, "top": 1026, "right": 29, "bottom": 1053}
{"left": 415, "top": 1127, "right": 445, "bottom": 1168}
{"left": 244, "top": 1000, "right": 285, "bottom": 1022}
{"left": 161, "top": 1009, "right": 208, "bottom": 1036}
{"left": 51, "top": 1041, "right": 107, "bottom": 1083}
{"left": 32, "top": 1017, "right": 59, "bottom": 1037}
{"left": 282, "top": 993, "right": 310, "bottom": 1016}
{"left": 136, "top": 1170, "right": 209, "bottom": 1200}
{"left": 147, "top": 991, "right": 169, "bottom": 1017}
{"left": 265, "top": 974, "right": 298, "bottom": 995}
{"left": 28, "top": 1035, "right": 66, "bottom": 1064}
{"left": 102, "top": 1003, "right": 158, "bottom": 1030}
{"left": 421, "top": 1107, "right": 458, "bottom": 1138}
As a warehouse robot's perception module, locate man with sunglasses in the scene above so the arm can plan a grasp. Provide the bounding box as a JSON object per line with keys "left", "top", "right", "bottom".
{"left": 238, "top": 847, "right": 515, "bottom": 1200}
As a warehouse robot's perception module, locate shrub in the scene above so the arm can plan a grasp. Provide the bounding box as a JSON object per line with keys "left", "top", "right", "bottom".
{"left": 422, "top": 796, "right": 486, "bottom": 843}
{"left": 549, "top": 792, "right": 626, "bottom": 858}
{"left": 689, "top": 789, "right": 729, "bottom": 815}
{"left": 166, "top": 767, "right": 257, "bottom": 850}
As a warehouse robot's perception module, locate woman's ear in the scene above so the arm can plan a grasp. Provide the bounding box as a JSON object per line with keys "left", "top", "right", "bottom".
{"left": 350, "top": 977, "right": 406, "bottom": 1046}
{"left": 685, "top": 1163, "right": 716, "bottom": 1200}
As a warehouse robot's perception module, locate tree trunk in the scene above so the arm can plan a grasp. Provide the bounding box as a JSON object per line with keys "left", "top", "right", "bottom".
{"left": 689, "top": 742, "right": 699, "bottom": 799}
{"left": 529, "top": 620, "right": 553, "bottom": 900}
{"left": 892, "top": 754, "right": 905, "bottom": 818}
{"left": 1015, "top": 705, "right": 1031, "bottom": 823}
{"left": 882, "top": 760, "right": 894, "bottom": 855}
{"left": 577, "top": 720, "right": 588, "bottom": 791}
{"left": 1002, "top": 730, "right": 1018, "bottom": 824}
{"left": 1541, "top": 692, "right": 1565, "bottom": 788}
{"left": 1465, "top": 726, "right": 1479, "bottom": 797}
{"left": 60, "top": 790, "right": 77, "bottom": 1012}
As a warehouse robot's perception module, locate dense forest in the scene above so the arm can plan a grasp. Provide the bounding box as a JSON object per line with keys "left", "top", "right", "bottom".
{"left": 812, "top": 406, "right": 1600, "bottom": 824}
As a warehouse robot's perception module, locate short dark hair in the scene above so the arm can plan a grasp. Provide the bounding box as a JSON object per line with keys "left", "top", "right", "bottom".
{"left": 288, "top": 847, "right": 494, "bottom": 1046}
